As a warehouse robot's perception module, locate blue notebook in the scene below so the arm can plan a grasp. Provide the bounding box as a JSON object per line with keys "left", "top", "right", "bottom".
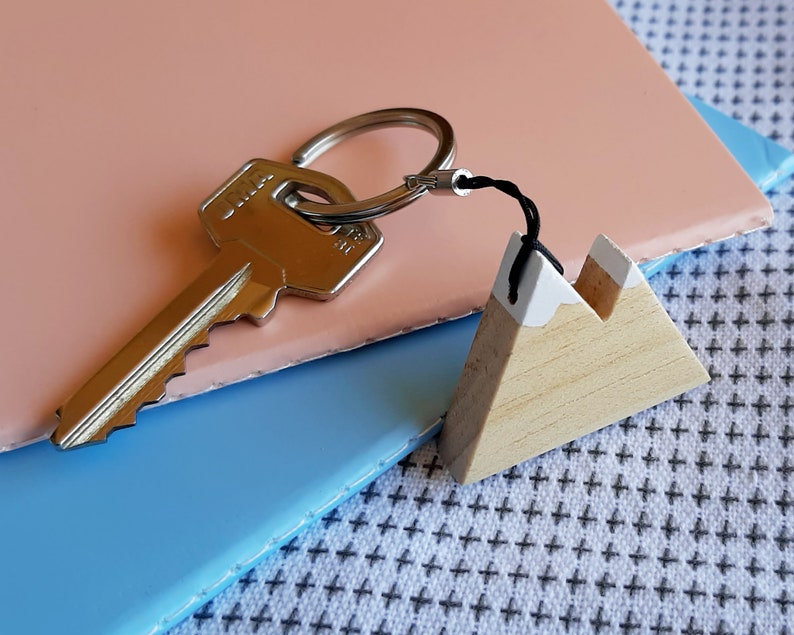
{"left": 1, "top": 98, "right": 792, "bottom": 635}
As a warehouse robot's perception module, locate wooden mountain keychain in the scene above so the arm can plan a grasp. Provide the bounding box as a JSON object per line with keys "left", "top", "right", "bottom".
{"left": 421, "top": 173, "right": 710, "bottom": 484}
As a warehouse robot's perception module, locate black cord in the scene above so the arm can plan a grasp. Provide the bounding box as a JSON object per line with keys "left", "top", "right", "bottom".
{"left": 456, "top": 175, "right": 563, "bottom": 304}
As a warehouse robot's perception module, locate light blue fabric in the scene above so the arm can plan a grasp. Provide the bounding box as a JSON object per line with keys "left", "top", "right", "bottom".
{"left": 0, "top": 99, "right": 790, "bottom": 635}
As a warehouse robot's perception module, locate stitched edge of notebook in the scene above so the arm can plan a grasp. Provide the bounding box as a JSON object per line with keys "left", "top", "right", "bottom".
{"left": 145, "top": 417, "right": 444, "bottom": 635}
{"left": 161, "top": 214, "right": 772, "bottom": 404}
{"left": 160, "top": 309, "right": 483, "bottom": 402}
{"left": 2, "top": 214, "right": 772, "bottom": 452}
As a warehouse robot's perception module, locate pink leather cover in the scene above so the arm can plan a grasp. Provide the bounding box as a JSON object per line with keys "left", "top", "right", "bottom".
{"left": 0, "top": 1, "right": 771, "bottom": 450}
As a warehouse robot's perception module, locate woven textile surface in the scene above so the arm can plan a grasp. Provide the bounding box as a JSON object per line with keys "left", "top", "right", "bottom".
{"left": 168, "top": 2, "right": 794, "bottom": 633}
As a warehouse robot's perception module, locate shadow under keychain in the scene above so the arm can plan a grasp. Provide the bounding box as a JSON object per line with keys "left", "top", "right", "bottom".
{"left": 292, "top": 108, "right": 709, "bottom": 485}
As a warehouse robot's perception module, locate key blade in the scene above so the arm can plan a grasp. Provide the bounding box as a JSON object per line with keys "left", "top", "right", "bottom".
{"left": 52, "top": 243, "right": 284, "bottom": 449}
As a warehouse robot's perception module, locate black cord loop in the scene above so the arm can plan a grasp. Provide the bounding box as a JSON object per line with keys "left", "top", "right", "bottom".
{"left": 456, "top": 175, "right": 563, "bottom": 304}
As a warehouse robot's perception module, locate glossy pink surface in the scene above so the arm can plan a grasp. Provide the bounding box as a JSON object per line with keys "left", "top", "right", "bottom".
{"left": 0, "top": 1, "right": 770, "bottom": 448}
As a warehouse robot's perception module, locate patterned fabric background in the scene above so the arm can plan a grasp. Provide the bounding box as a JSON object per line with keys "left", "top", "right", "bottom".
{"left": 168, "top": 2, "right": 794, "bottom": 633}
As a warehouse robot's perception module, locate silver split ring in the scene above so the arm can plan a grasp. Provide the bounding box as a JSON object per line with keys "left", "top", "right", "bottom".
{"left": 290, "top": 108, "right": 456, "bottom": 224}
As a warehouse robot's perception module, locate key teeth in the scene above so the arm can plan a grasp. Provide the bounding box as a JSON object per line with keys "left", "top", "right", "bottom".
{"left": 53, "top": 258, "right": 260, "bottom": 450}
{"left": 53, "top": 382, "right": 171, "bottom": 450}
{"left": 93, "top": 418, "right": 138, "bottom": 446}
{"left": 51, "top": 327, "right": 219, "bottom": 450}
{"left": 54, "top": 420, "right": 135, "bottom": 450}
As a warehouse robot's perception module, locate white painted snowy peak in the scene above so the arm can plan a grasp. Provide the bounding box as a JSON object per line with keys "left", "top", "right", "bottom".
{"left": 491, "top": 232, "right": 583, "bottom": 328}
{"left": 587, "top": 234, "right": 644, "bottom": 289}
{"left": 493, "top": 233, "right": 642, "bottom": 327}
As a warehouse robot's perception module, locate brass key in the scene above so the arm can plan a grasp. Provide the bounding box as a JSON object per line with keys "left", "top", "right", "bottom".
{"left": 52, "top": 160, "right": 383, "bottom": 449}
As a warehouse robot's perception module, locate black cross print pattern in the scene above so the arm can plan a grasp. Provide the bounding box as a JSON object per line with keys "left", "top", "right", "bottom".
{"left": 168, "top": 2, "right": 794, "bottom": 633}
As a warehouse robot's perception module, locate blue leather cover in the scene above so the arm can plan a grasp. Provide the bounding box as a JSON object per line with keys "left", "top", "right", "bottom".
{"left": 0, "top": 98, "right": 791, "bottom": 635}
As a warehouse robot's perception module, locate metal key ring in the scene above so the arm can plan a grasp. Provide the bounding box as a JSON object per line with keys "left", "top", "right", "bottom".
{"left": 289, "top": 108, "right": 456, "bottom": 224}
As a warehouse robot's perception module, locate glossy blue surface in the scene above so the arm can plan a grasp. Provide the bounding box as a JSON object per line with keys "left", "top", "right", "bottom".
{"left": 0, "top": 317, "right": 473, "bottom": 635}
{"left": 688, "top": 96, "right": 794, "bottom": 192}
{"left": 0, "top": 98, "right": 790, "bottom": 635}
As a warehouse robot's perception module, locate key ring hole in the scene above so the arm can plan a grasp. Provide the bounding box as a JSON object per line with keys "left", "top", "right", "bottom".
{"left": 276, "top": 180, "right": 343, "bottom": 233}
{"left": 280, "top": 182, "right": 336, "bottom": 205}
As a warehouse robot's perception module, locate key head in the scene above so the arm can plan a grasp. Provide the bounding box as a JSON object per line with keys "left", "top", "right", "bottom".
{"left": 200, "top": 160, "right": 383, "bottom": 299}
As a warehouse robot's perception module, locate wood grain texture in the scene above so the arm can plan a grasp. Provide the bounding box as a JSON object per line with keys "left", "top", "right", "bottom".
{"left": 439, "top": 248, "right": 709, "bottom": 485}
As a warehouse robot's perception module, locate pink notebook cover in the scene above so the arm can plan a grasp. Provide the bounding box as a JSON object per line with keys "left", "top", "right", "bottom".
{"left": 0, "top": 1, "right": 771, "bottom": 450}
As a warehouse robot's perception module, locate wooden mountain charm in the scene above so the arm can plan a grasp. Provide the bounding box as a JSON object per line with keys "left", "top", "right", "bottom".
{"left": 439, "top": 233, "right": 709, "bottom": 484}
